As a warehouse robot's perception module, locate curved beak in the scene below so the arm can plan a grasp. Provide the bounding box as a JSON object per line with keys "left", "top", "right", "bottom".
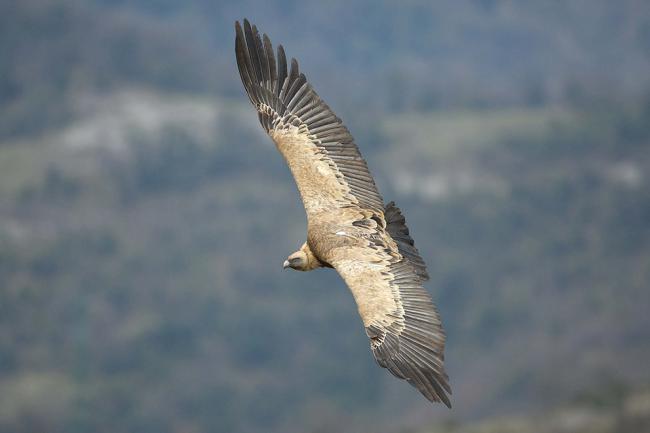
{"left": 283, "top": 260, "right": 290, "bottom": 270}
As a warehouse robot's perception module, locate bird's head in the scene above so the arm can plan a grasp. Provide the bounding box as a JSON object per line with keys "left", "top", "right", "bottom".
{"left": 283, "top": 243, "right": 322, "bottom": 271}
{"left": 283, "top": 250, "right": 309, "bottom": 271}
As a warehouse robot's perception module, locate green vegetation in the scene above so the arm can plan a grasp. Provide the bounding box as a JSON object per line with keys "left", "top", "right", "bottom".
{"left": 2, "top": 98, "right": 648, "bottom": 432}
{"left": 1, "top": 1, "right": 649, "bottom": 433}
{"left": 417, "top": 388, "right": 650, "bottom": 433}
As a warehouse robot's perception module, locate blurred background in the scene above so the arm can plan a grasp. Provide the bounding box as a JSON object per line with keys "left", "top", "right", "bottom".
{"left": 1, "top": 0, "right": 650, "bottom": 432}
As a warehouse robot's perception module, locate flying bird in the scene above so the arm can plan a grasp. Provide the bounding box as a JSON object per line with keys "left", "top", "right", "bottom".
{"left": 234, "top": 19, "right": 451, "bottom": 407}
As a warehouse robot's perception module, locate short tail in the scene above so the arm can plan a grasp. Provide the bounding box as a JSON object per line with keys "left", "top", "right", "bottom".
{"left": 384, "top": 201, "right": 430, "bottom": 281}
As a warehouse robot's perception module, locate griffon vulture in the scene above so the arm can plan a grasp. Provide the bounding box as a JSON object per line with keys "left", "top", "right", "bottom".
{"left": 235, "top": 19, "right": 451, "bottom": 407}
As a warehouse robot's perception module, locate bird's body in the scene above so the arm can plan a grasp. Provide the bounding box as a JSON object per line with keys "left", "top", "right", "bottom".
{"left": 235, "top": 19, "right": 452, "bottom": 407}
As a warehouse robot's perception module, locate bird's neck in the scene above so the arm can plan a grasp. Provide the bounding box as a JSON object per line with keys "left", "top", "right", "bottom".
{"left": 301, "top": 242, "right": 325, "bottom": 271}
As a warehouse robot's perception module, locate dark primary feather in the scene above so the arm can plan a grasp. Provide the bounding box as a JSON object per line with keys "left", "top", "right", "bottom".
{"left": 234, "top": 19, "right": 384, "bottom": 212}
{"left": 357, "top": 218, "right": 449, "bottom": 406}
{"left": 366, "top": 258, "right": 451, "bottom": 407}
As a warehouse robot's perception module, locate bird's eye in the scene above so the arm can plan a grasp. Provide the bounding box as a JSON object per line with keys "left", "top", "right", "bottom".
{"left": 289, "top": 257, "right": 303, "bottom": 266}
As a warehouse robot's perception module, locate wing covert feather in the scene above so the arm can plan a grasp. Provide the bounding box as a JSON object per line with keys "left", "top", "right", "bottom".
{"left": 329, "top": 241, "right": 451, "bottom": 407}
{"left": 235, "top": 20, "right": 384, "bottom": 215}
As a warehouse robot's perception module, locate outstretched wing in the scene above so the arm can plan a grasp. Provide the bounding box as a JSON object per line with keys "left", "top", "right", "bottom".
{"left": 327, "top": 208, "right": 450, "bottom": 407}
{"left": 235, "top": 19, "right": 384, "bottom": 215}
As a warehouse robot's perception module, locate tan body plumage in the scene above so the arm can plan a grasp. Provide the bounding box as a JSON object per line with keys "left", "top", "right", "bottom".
{"left": 235, "top": 19, "right": 451, "bottom": 407}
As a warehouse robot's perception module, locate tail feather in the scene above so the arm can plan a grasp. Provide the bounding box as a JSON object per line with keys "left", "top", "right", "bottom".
{"left": 384, "top": 201, "right": 430, "bottom": 281}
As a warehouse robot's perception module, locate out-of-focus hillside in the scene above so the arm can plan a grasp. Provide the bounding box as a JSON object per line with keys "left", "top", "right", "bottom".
{"left": 417, "top": 388, "right": 650, "bottom": 433}
{"left": 1, "top": 1, "right": 650, "bottom": 433}
{"left": 4, "top": 0, "right": 650, "bottom": 137}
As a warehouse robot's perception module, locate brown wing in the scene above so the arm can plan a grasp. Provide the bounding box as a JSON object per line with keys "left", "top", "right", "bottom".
{"left": 235, "top": 20, "right": 384, "bottom": 215}
{"left": 327, "top": 212, "right": 451, "bottom": 407}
